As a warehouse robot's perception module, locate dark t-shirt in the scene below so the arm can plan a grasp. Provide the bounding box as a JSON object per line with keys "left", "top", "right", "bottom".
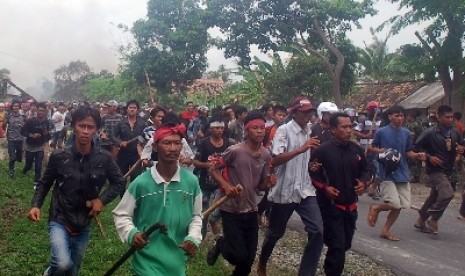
{"left": 311, "top": 122, "right": 333, "bottom": 143}
{"left": 194, "top": 137, "right": 231, "bottom": 190}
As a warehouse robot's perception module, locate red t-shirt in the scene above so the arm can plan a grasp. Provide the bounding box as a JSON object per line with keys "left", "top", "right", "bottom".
{"left": 456, "top": 121, "right": 464, "bottom": 136}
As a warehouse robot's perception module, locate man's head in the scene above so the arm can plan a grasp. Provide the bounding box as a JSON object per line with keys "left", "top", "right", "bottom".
{"left": 330, "top": 112, "right": 352, "bottom": 143}
{"left": 150, "top": 106, "right": 166, "bottom": 128}
{"left": 387, "top": 105, "right": 406, "bottom": 128}
{"left": 272, "top": 105, "right": 287, "bottom": 126}
{"left": 234, "top": 105, "right": 248, "bottom": 122}
{"left": 454, "top": 112, "right": 462, "bottom": 121}
{"left": 198, "top": 105, "right": 209, "bottom": 117}
{"left": 57, "top": 102, "right": 66, "bottom": 113}
{"left": 153, "top": 112, "right": 185, "bottom": 163}
{"left": 36, "top": 102, "right": 47, "bottom": 119}
{"left": 244, "top": 111, "right": 266, "bottom": 144}
{"left": 209, "top": 116, "right": 225, "bottom": 138}
{"left": 126, "top": 99, "right": 140, "bottom": 117}
{"left": 71, "top": 107, "right": 101, "bottom": 146}
{"left": 261, "top": 103, "right": 274, "bottom": 120}
{"left": 11, "top": 100, "right": 21, "bottom": 113}
{"left": 289, "top": 96, "right": 315, "bottom": 127}
{"left": 106, "top": 100, "right": 118, "bottom": 114}
{"left": 437, "top": 105, "right": 454, "bottom": 128}
{"left": 0, "top": 103, "right": 4, "bottom": 112}
{"left": 186, "top": 101, "right": 194, "bottom": 113}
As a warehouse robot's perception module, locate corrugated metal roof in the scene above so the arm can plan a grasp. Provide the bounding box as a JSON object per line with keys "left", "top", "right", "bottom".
{"left": 399, "top": 82, "right": 444, "bottom": 109}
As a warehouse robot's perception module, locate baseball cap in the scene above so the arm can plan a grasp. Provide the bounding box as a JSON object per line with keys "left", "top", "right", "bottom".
{"left": 198, "top": 105, "right": 209, "bottom": 112}
{"left": 107, "top": 100, "right": 118, "bottom": 107}
{"left": 289, "top": 96, "right": 314, "bottom": 112}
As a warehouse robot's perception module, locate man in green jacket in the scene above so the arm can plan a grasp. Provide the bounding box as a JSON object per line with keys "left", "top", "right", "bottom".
{"left": 113, "top": 114, "right": 202, "bottom": 276}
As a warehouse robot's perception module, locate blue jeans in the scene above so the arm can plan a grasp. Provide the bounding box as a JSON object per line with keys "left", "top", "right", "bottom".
{"left": 259, "top": 196, "right": 323, "bottom": 276}
{"left": 23, "top": 150, "right": 44, "bottom": 182}
{"left": 45, "top": 221, "right": 90, "bottom": 276}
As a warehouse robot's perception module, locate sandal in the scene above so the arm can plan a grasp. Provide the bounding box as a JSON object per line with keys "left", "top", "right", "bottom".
{"left": 367, "top": 205, "right": 379, "bottom": 227}
{"left": 380, "top": 233, "right": 400, "bottom": 241}
{"left": 414, "top": 223, "right": 431, "bottom": 234}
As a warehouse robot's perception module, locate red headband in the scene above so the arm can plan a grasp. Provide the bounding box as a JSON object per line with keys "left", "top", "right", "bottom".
{"left": 153, "top": 124, "right": 186, "bottom": 144}
{"left": 245, "top": 119, "right": 265, "bottom": 130}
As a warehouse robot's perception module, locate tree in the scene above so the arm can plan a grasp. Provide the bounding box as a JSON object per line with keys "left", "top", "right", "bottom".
{"left": 205, "top": 0, "right": 375, "bottom": 107}
{"left": 124, "top": 0, "right": 209, "bottom": 98}
{"left": 83, "top": 73, "right": 145, "bottom": 102}
{"left": 0, "top": 68, "right": 10, "bottom": 79}
{"left": 53, "top": 60, "right": 93, "bottom": 101}
{"left": 205, "top": 64, "right": 231, "bottom": 83}
{"left": 386, "top": 0, "right": 465, "bottom": 105}
{"left": 357, "top": 30, "right": 394, "bottom": 82}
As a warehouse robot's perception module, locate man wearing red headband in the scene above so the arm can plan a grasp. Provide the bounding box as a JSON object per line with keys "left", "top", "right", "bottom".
{"left": 206, "top": 111, "right": 276, "bottom": 276}
{"left": 113, "top": 117, "right": 202, "bottom": 275}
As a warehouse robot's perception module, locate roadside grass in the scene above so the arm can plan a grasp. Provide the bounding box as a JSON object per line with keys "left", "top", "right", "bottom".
{"left": 0, "top": 160, "right": 229, "bottom": 276}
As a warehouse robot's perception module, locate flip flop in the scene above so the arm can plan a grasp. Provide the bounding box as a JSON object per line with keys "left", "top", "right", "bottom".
{"left": 414, "top": 223, "right": 431, "bottom": 234}
{"left": 457, "top": 216, "right": 465, "bottom": 221}
{"left": 367, "top": 205, "right": 379, "bottom": 227}
{"left": 380, "top": 233, "right": 400, "bottom": 241}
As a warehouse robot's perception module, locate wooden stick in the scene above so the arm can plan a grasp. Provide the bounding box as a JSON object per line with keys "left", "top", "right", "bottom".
{"left": 104, "top": 223, "right": 167, "bottom": 276}
{"left": 86, "top": 201, "right": 106, "bottom": 238}
{"left": 144, "top": 69, "right": 155, "bottom": 104}
{"left": 201, "top": 185, "right": 243, "bottom": 218}
{"left": 123, "top": 159, "right": 142, "bottom": 180}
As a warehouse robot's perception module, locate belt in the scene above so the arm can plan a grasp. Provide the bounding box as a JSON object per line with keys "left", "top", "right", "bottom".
{"left": 335, "top": 202, "right": 357, "bottom": 212}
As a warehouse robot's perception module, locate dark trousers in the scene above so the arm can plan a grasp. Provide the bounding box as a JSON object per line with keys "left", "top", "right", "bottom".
{"left": 259, "top": 196, "right": 323, "bottom": 276}
{"left": 8, "top": 140, "right": 23, "bottom": 171}
{"left": 219, "top": 211, "right": 258, "bottom": 276}
{"left": 257, "top": 191, "right": 271, "bottom": 217}
{"left": 320, "top": 204, "right": 357, "bottom": 276}
{"left": 419, "top": 172, "right": 454, "bottom": 221}
{"left": 23, "top": 150, "right": 44, "bottom": 182}
{"left": 460, "top": 190, "right": 465, "bottom": 217}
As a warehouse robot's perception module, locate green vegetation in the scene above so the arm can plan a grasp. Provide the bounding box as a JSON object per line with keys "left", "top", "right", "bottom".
{"left": 0, "top": 160, "right": 229, "bottom": 275}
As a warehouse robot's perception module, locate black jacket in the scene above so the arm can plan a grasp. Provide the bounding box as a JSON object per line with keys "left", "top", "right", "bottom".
{"left": 310, "top": 139, "right": 370, "bottom": 207}
{"left": 31, "top": 145, "right": 126, "bottom": 232}
{"left": 113, "top": 116, "right": 146, "bottom": 157}
{"left": 20, "top": 116, "right": 53, "bottom": 146}
{"left": 414, "top": 125, "right": 463, "bottom": 174}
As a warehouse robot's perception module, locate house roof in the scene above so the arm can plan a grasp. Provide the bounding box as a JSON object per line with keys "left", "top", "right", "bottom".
{"left": 344, "top": 81, "right": 425, "bottom": 112}
{"left": 399, "top": 82, "right": 445, "bottom": 109}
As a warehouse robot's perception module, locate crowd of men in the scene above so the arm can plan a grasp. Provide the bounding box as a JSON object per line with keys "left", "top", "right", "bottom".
{"left": 1, "top": 97, "right": 465, "bottom": 275}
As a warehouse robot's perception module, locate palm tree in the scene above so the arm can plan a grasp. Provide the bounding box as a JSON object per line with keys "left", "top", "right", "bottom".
{"left": 357, "top": 29, "right": 399, "bottom": 83}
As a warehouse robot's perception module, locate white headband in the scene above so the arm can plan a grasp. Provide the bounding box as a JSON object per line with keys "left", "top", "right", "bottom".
{"left": 210, "top": 121, "right": 225, "bottom": 127}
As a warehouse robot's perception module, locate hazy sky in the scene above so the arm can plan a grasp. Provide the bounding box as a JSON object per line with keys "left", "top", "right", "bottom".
{"left": 0, "top": 0, "right": 426, "bottom": 89}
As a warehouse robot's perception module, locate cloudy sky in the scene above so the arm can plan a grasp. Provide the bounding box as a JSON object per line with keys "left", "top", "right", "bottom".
{"left": 0, "top": 0, "right": 425, "bottom": 90}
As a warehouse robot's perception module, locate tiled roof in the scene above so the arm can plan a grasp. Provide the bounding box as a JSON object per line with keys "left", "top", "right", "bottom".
{"left": 344, "top": 81, "right": 426, "bottom": 112}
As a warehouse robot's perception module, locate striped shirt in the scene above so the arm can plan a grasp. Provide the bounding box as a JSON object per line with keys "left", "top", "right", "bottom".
{"left": 268, "top": 120, "right": 316, "bottom": 204}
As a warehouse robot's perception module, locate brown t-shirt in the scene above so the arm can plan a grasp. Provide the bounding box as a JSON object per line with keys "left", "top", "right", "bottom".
{"left": 218, "top": 143, "right": 272, "bottom": 213}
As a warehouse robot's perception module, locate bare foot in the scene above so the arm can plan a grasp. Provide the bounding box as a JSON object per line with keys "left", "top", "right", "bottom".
{"left": 380, "top": 232, "right": 400, "bottom": 241}
{"left": 257, "top": 262, "right": 267, "bottom": 276}
{"left": 367, "top": 204, "right": 379, "bottom": 227}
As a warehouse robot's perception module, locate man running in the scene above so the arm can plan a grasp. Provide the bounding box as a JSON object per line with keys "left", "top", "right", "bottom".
{"left": 257, "top": 96, "right": 322, "bottom": 276}
{"left": 27, "top": 106, "right": 125, "bottom": 275}
{"left": 113, "top": 119, "right": 202, "bottom": 275}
